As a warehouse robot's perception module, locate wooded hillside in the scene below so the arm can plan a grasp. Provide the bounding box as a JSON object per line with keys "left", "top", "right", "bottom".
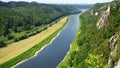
{"left": 0, "top": 1, "right": 79, "bottom": 47}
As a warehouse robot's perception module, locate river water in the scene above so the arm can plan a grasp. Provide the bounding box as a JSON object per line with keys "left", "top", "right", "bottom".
{"left": 16, "top": 13, "right": 80, "bottom": 68}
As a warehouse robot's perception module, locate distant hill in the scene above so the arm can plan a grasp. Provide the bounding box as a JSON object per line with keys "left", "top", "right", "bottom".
{"left": 71, "top": 4, "right": 93, "bottom": 9}
{"left": 0, "top": 1, "right": 80, "bottom": 47}
{"left": 0, "top": 1, "right": 45, "bottom": 7}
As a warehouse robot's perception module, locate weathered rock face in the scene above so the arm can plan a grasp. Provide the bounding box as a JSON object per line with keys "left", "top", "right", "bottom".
{"left": 109, "top": 35, "right": 119, "bottom": 49}
{"left": 108, "top": 34, "right": 120, "bottom": 68}
{"left": 96, "top": 6, "right": 110, "bottom": 29}
{"left": 95, "top": 2, "right": 120, "bottom": 68}
{"left": 114, "top": 60, "right": 120, "bottom": 68}
{"left": 91, "top": 9, "right": 99, "bottom": 16}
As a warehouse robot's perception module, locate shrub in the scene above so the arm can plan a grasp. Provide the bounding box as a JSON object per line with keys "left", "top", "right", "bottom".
{"left": 7, "top": 35, "right": 13, "bottom": 40}
{"left": 0, "top": 41, "right": 6, "bottom": 47}
{"left": 14, "top": 38, "right": 19, "bottom": 42}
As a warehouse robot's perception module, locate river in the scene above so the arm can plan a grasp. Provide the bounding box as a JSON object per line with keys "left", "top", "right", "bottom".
{"left": 16, "top": 13, "right": 80, "bottom": 68}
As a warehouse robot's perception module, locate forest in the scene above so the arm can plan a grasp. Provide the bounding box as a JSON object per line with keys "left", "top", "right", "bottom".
{"left": 60, "top": 1, "right": 120, "bottom": 68}
{"left": 0, "top": 1, "right": 80, "bottom": 47}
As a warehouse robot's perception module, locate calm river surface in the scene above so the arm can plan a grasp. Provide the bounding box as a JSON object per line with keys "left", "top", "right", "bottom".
{"left": 16, "top": 13, "right": 80, "bottom": 68}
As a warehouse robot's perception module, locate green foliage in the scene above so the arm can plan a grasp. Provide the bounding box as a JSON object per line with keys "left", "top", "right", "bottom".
{"left": 0, "top": 2, "right": 79, "bottom": 36}
{"left": 0, "top": 36, "right": 7, "bottom": 42}
{"left": 0, "top": 17, "right": 68, "bottom": 68}
{"left": 0, "top": 1, "right": 79, "bottom": 47}
{"left": 93, "top": 3, "right": 106, "bottom": 12}
{"left": 0, "top": 41, "right": 6, "bottom": 47}
{"left": 67, "top": 2, "right": 120, "bottom": 68}
{"left": 60, "top": 3, "right": 115, "bottom": 68}
{"left": 59, "top": 1, "right": 120, "bottom": 68}
{"left": 85, "top": 54, "right": 107, "bottom": 68}
{"left": 7, "top": 35, "right": 13, "bottom": 40}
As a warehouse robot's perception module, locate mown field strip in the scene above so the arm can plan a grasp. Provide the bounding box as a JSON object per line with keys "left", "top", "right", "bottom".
{"left": 0, "top": 16, "right": 68, "bottom": 64}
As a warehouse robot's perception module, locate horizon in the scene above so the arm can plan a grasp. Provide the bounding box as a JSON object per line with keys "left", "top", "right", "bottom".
{"left": 1, "top": 0, "right": 113, "bottom": 4}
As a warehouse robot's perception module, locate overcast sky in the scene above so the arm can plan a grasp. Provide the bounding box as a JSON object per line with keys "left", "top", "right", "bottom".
{"left": 2, "top": 0, "right": 113, "bottom": 4}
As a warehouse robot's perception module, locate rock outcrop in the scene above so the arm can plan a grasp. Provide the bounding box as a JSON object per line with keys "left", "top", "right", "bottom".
{"left": 95, "top": 2, "right": 120, "bottom": 68}
{"left": 96, "top": 6, "right": 110, "bottom": 29}
{"left": 114, "top": 60, "right": 120, "bottom": 68}
{"left": 91, "top": 9, "right": 98, "bottom": 16}
{"left": 108, "top": 34, "right": 120, "bottom": 68}
{"left": 109, "top": 35, "right": 119, "bottom": 49}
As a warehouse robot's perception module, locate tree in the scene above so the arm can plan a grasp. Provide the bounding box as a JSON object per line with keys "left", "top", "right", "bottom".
{"left": 2, "top": 23, "right": 9, "bottom": 36}
{"left": 0, "top": 41, "right": 6, "bottom": 47}
{"left": 85, "top": 54, "right": 106, "bottom": 68}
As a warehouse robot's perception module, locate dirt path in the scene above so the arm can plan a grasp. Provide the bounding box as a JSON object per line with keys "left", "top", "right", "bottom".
{"left": 0, "top": 17, "right": 68, "bottom": 64}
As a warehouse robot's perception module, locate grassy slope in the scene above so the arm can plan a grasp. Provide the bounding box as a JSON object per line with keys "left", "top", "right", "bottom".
{"left": 0, "top": 16, "right": 68, "bottom": 67}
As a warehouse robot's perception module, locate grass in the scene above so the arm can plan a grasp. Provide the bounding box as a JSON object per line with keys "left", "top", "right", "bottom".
{"left": 0, "top": 16, "right": 68, "bottom": 67}
{"left": 0, "top": 36, "right": 7, "bottom": 42}
{"left": 13, "top": 31, "right": 26, "bottom": 38}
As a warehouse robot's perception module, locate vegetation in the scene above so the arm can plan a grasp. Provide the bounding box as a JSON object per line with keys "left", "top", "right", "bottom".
{"left": 59, "top": 1, "right": 120, "bottom": 68}
{"left": 0, "top": 16, "right": 68, "bottom": 68}
{"left": 0, "top": 1, "right": 80, "bottom": 47}
{"left": 0, "top": 16, "right": 68, "bottom": 65}
{"left": 0, "top": 41, "right": 6, "bottom": 47}
{"left": 108, "top": 1, "right": 120, "bottom": 63}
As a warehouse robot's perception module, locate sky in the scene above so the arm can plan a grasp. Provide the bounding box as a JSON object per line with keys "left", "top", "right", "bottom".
{"left": 2, "top": 0, "right": 113, "bottom": 4}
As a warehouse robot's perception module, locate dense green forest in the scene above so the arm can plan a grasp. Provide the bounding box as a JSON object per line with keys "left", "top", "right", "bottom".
{"left": 0, "top": 1, "right": 80, "bottom": 47}
{"left": 61, "top": 1, "right": 120, "bottom": 68}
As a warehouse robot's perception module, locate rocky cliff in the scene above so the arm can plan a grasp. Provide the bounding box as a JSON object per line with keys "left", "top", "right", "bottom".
{"left": 108, "top": 34, "right": 120, "bottom": 68}
{"left": 96, "top": 2, "right": 120, "bottom": 68}
{"left": 96, "top": 5, "right": 110, "bottom": 29}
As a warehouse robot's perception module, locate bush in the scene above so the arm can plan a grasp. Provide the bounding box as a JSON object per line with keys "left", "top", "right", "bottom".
{"left": 0, "top": 41, "right": 6, "bottom": 47}
{"left": 14, "top": 34, "right": 28, "bottom": 42}
{"left": 7, "top": 35, "right": 13, "bottom": 40}
{"left": 14, "top": 38, "right": 19, "bottom": 42}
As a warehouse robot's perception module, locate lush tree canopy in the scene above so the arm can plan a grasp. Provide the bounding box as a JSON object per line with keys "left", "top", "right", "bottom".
{"left": 0, "top": 1, "right": 80, "bottom": 47}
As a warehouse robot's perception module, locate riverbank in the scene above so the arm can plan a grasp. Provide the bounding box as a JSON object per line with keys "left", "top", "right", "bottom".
{"left": 0, "top": 16, "right": 69, "bottom": 68}
{"left": 12, "top": 16, "right": 70, "bottom": 68}
{"left": 58, "top": 19, "right": 81, "bottom": 68}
